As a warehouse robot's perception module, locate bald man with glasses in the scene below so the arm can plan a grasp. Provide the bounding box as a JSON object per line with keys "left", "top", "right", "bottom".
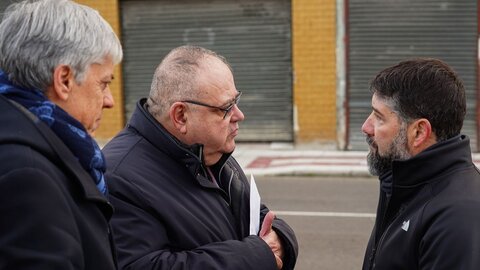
{"left": 103, "top": 45, "right": 298, "bottom": 270}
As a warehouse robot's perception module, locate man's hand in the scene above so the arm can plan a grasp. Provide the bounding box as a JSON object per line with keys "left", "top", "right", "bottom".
{"left": 260, "top": 211, "right": 284, "bottom": 269}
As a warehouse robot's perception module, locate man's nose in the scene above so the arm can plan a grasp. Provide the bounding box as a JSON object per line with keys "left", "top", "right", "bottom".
{"left": 103, "top": 88, "right": 114, "bottom": 109}
{"left": 231, "top": 104, "right": 244, "bottom": 122}
{"left": 361, "top": 113, "right": 374, "bottom": 136}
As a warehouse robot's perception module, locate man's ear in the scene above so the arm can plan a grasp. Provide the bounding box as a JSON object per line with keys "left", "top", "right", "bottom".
{"left": 409, "top": 118, "right": 433, "bottom": 150}
{"left": 169, "top": 102, "right": 188, "bottom": 134}
{"left": 47, "top": 65, "right": 74, "bottom": 102}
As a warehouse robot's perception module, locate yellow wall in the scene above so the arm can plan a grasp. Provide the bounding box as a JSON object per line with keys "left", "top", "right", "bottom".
{"left": 76, "top": 0, "right": 124, "bottom": 140}
{"left": 292, "top": 0, "right": 337, "bottom": 144}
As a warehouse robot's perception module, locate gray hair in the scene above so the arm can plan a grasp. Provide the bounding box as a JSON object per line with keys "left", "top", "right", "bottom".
{"left": 147, "top": 45, "right": 231, "bottom": 118}
{"left": 0, "top": 0, "right": 123, "bottom": 91}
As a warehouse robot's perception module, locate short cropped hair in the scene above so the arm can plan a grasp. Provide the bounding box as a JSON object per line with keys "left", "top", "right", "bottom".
{"left": 370, "top": 58, "right": 466, "bottom": 142}
{"left": 0, "top": 0, "right": 123, "bottom": 91}
{"left": 147, "top": 45, "right": 231, "bottom": 118}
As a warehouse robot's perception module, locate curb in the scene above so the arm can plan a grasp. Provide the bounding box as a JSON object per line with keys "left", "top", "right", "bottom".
{"left": 233, "top": 146, "right": 370, "bottom": 177}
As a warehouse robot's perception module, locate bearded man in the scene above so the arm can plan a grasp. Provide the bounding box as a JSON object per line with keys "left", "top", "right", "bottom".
{"left": 361, "top": 58, "right": 480, "bottom": 270}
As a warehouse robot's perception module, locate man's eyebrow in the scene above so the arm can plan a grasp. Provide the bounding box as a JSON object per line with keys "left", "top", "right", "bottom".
{"left": 372, "top": 106, "right": 384, "bottom": 117}
{"left": 221, "top": 91, "right": 240, "bottom": 107}
{"left": 102, "top": 74, "right": 114, "bottom": 81}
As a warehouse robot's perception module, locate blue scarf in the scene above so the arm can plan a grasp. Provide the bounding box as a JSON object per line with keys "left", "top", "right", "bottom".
{"left": 0, "top": 71, "right": 107, "bottom": 195}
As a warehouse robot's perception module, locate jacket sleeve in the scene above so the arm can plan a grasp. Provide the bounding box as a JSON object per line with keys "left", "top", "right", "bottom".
{"left": 419, "top": 201, "right": 480, "bottom": 269}
{"left": 0, "top": 168, "right": 83, "bottom": 270}
{"left": 108, "top": 173, "right": 278, "bottom": 270}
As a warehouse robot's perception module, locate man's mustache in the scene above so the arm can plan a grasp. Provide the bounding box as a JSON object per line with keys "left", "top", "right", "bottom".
{"left": 366, "top": 136, "right": 375, "bottom": 147}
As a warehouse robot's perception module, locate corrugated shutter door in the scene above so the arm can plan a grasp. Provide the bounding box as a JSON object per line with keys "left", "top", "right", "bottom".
{"left": 348, "top": 0, "right": 477, "bottom": 150}
{"left": 0, "top": 3, "right": 9, "bottom": 15}
{"left": 121, "top": 0, "right": 293, "bottom": 141}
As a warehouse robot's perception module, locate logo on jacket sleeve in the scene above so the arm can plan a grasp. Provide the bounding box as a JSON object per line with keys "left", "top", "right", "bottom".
{"left": 401, "top": 220, "right": 410, "bottom": 232}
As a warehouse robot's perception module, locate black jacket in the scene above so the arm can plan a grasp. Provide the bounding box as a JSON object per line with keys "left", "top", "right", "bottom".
{"left": 103, "top": 99, "right": 298, "bottom": 270}
{"left": 363, "top": 135, "right": 480, "bottom": 270}
{"left": 0, "top": 95, "right": 116, "bottom": 269}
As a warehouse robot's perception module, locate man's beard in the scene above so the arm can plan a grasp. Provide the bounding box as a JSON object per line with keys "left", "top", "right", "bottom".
{"left": 366, "top": 125, "right": 411, "bottom": 176}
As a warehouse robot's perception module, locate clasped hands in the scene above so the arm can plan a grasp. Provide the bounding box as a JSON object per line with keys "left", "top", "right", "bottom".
{"left": 260, "top": 211, "right": 284, "bottom": 269}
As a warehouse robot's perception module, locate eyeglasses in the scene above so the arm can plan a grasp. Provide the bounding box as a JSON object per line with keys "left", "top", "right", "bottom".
{"left": 182, "top": 91, "right": 242, "bottom": 119}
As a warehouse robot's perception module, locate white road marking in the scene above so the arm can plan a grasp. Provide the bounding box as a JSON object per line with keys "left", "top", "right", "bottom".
{"left": 274, "top": 211, "right": 375, "bottom": 218}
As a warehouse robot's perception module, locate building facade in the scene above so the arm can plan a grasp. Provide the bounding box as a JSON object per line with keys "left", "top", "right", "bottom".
{"left": 1, "top": 0, "right": 477, "bottom": 151}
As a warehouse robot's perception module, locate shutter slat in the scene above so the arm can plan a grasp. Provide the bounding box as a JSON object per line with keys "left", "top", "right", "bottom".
{"left": 121, "top": 0, "right": 293, "bottom": 141}
{"left": 348, "top": 0, "right": 477, "bottom": 150}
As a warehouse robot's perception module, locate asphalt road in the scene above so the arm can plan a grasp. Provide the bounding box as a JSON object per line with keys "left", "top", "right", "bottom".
{"left": 255, "top": 175, "right": 379, "bottom": 270}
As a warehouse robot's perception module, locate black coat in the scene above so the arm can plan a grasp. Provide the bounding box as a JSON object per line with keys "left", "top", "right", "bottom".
{"left": 103, "top": 99, "right": 298, "bottom": 270}
{"left": 0, "top": 95, "right": 116, "bottom": 269}
{"left": 363, "top": 135, "right": 480, "bottom": 270}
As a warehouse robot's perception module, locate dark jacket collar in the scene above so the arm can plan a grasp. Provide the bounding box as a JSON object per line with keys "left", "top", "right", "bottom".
{"left": 0, "top": 95, "right": 112, "bottom": 216}
{"left": 391, "top": 134, "right": 472, "bottom": 188}
{"left": 128, "top": 98, "right": 233, "bottom": 179}
{"left": 372, "top": 135, "right": 473, "bottom": 245}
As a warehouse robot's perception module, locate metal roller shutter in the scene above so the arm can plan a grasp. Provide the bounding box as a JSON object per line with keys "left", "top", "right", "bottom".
{"left": 348, "top": 0, "right": 477, "bottom": 150}
{"left": 121, "top": 0, "right": 293, "bottom": 141}
{"left": 0, "top": 2, "right": 8, "bottom": 15}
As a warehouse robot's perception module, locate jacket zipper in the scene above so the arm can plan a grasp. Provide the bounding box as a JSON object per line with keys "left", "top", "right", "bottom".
{"left": 368, "top": 190, "right": 388, "bottom": 268}
{"left": 217, "top": 162, "right": 234, "bottom": 206}
{"left": 369, "top": 204, "right": 405, "bottom": 269}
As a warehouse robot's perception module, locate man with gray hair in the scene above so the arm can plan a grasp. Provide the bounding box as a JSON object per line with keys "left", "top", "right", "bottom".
{"left": 0, "top": 0, "right": 122, "bottom": 268}
{"left": 103, "top": 45, "right": 298, "bottom": 270}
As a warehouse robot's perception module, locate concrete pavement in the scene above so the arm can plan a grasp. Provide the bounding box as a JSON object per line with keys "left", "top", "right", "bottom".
{"left": 233, "top": 143, "right": 370, "bottom": 177}
{"left": 233, "top": 143, "right": 480, "bottom": 177}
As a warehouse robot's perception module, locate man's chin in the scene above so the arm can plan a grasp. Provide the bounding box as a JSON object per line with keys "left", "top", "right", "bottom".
{"left": 86, "top": 122, "right": 101, "bottom": 137}
{"left": 88, "top": 129, "right": 96, "bottom": 137}
{"left": 367, "top": 152, "right": 393, "bottom": 176}
{"left": 225, "top": 139, "right": 236, "bottom": 151}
